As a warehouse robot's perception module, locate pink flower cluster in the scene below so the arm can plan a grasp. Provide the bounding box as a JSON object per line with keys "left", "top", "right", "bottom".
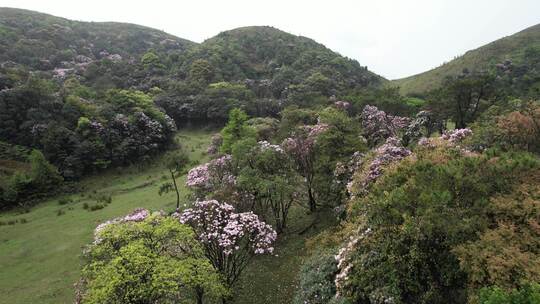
{"left": 186, "top": 155, "right": 236, "bottom": 194}
{"left": 305, "top": 123, "right": 330, "bottom": 138}
{"left": 441, "top": 128, "right": 473, "bottom": 144}
{"left": 207, "top": 133, "right": 223, "bottom": 155}
{"left": 417, "top": 137, "right": 433, "bottom": 147}
{"left": 93, "top": 208, "right": 150, "bottom": 243}
{"left": 186, "top": 162, "right": 211, "bottom": 189}
{"left": 363, "top": 137, "right": 411, "bottom": 188}
{"left": 360, "top": 105, "right": 410, "bottom": 144}
{"left": 334, "top": 100, "right": 351, "bottom": 110}
{"left": 335, "top": 228, "right": 372, "bottom": 298}
{"left": 179, "top": 200, "right": 276, "bottom": 256}
{"left": 258, "top": 140, "right": 284, "bottom": 153}
{"left": 282, "top": 123, "right": 329, "bottom": 158}
{"left": 334, "top": 152, "right": 364, "bottom": 188}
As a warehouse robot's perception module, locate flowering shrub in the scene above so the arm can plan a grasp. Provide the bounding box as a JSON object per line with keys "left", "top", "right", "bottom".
{"left": 282, "top": 123, "right": 329, "bottom": 211}
{"left": 186, "top": 155, "right": 236, "bottom": 198}
{"left": 334, "top": 228, "right": 371, "bottom": 299}
{"left": 79, "top": 210, "right": 226, "bottom": 304}
{"left": 94, "top": 208, "right": 150, "bottom": 244}
{"left": 207, "top": 133, "right": 223, "bottom": 155}
{"left": 441, "top": 128, "right": 473, "bottom": 144}
{"left": 179, "top": 200, "right": 276, "bottom": 287}
{"left": 257, "top": 140, "right": 284, "bottom": 153}
{"left": 334, "top": 149, "right": 540, "bottom": 303}
{"left": 353, "top": 137, "right": 411, "bottom": 193}
{"left": 360, "top": 105, "right": 410, "bottom": 146}
{"left": 334, "top": 100, "right": 351, "bottom": 111}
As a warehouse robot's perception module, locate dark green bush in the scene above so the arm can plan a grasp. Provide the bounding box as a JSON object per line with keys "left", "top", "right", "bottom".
{"left": 293, "top": 251, "right": 338, "bottom": 304}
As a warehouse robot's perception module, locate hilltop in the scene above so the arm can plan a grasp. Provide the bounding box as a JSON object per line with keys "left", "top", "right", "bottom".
{"left": 392, "top": 23, "right": 540, "bottom": 95}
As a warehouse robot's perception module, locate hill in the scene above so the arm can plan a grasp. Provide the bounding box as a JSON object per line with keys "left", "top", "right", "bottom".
{"left": 0, "top": 8, "right": 385, "bottom": 206}
{"left": 0, "top": 7, "right": 195, "bottom": 70}
{"left": 392, "top": 23, "right": 540, "bottom": 95}
{"left": 179, "top": 26, "right": 383, "bottom": 90}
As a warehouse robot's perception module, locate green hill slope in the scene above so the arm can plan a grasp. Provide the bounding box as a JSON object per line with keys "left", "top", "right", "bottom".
{"left": 179, "top": 26, "right": 383, "bottom": 88}
{"left": 0, "top": 7, "right": 195, "bottom": 70}
{"left": 392, "top": 23, "right": 540, "bottom": 95}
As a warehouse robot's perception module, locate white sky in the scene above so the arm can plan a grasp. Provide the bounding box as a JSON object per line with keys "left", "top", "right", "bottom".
{"left": 2, "top": 0, "right": 540, "bottom": 79}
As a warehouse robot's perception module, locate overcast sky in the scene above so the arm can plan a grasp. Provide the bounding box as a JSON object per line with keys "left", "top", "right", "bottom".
{"left": 2, "top": 0, "right": 540, "bottom": 79}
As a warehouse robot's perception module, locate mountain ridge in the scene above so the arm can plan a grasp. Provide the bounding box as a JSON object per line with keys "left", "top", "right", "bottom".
{"left": 391, "top": 22, "right": 540, "bottom": 95}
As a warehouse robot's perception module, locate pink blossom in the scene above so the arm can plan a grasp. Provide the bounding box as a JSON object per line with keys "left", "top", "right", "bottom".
{"left": 360, "top": 105, "right": 410, "bottom": 145}
{"left": 93, "top": 208, "right": 150, "bottom": 243}
{"left": 441, "top": 128, "right": 473, "bottom": 144}
{"left": 179, "top": 200, "right": 276, "bottom": 256}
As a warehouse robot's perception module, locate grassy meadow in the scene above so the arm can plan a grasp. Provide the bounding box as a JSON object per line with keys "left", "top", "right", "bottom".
{"left": 0, "top": 128, "right": 329, "bottom": 304}
{"left": 0, "top": 129, "right": 212, "bottom": 304}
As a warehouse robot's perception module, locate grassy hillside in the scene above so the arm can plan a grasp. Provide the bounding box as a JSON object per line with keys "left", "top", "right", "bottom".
{"left": 392, "top": 23, "right": 540, "bottom": 95}
{"left": 0, "top": 129, "right": 212, "bottom": 304}
{"left": 0, "top": 128, "right": 330, "bottom": 304}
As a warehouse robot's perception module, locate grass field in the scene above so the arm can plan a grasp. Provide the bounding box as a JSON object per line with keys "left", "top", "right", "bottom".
{"left": 0, "top": 128, "right": 332, "bottom": 304}
{"left": 0, "top": 129, "right": 213, "bottom": 304}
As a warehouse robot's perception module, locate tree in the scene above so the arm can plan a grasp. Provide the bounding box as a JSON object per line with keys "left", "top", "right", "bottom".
{"left": 179, "top": 200, "right": 276, "bottom": 302}
{"left": 186, "top": 154, "right": 237, "bottom": 201}
{"left": 360, "top": 105, "right": 410, "bottom": 147}
{"left": 235, "top": 140, "right": 302, "bottom": 233}
{"left": 436, "top": 72, "right": 495, "bottom": 128}
{"left": 281, "top": 123, "right": 329, "bottom": 211}
{"left": 220, "top": 108, "right": 256, "bottom": 153}
{"left": 159, "top": 151, "right": 190, "bottom": 210}
{"left": 77, "top": 209, "right": 226, "bottom": 304}
{"left": 28, "top": 149, "right": 63, "bottom": 190}
{"left": 141, "top": 51, "right": 164, "bottom": 70}
{"left": 189, "top": 59, "right": 214, "bottom": 84}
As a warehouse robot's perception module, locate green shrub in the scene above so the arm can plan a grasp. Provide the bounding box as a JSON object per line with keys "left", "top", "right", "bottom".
{"left": 89, "top": 203, "right": 105, "bottom": 211}
{"left": 478, "top": 283, "right": 540, "bottom": 304}
{"left": 58, "top": 197, "right": 73, "bottom": 205}
{"left": 293, "top": 251, "right": 338, "bottom": 304}
{"left": 340, "top": 149, "right": 540, "bottom": 303}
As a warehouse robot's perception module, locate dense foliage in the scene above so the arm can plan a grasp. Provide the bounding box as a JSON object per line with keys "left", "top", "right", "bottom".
{"left": 77, "top": 209, "right": 227, "bottom": 304}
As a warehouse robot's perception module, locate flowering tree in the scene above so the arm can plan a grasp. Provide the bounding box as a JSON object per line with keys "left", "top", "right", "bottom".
{"left": 360, "top": 105, "right": 410, "bottom": 146}
{"left": 236, "top": 140, "right": 302, "bottom": 233}
{"left": 347, "top": 137, "right": 411, "bottom": 198}
{"left": 334, "top": 100, "right": 351, "bottom": 111}
{"left": 282, "top": 123, "right": 329, "bottom": 211}
{"left": 186, "top": 155, "right": 237, "bottom": 199}
{"left": 179, "top": 200, "right": 276, "bottom": 293}
{"left": 402, "top": 110, "right": 443, "bottom": 144}
{"left": 441, "top": 128, "right": 473, "bottom": 144}
{"left": 78, "top": 209, "right": 226, "bottom": 304}
{"left": 207, "top": 133, "right": 223, "bottom": 155}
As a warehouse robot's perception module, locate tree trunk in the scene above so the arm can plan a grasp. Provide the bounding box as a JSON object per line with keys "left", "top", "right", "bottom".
{"left": 170, "top": 169, "right": 180, "bottom": 210}
{"left": 196, "top": 288, "right": 204, "bottom": 304}
{"left": 308, "top": 186, "right": 316, "bottom": 212}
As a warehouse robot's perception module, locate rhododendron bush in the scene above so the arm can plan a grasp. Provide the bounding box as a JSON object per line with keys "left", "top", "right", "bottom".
{"left": 282, "top": 122, "right": 329, "bottom": 211}
{"left": 179, "top": 200, "right": 277, "bottom": 288}
{"left": 331, "top": 148, "right": 540, "bottom": 303}
{"left": 77, "top": 209, "right": 226, "bottom": 304}
{"left": 186, "top": 154, "right": 237, "bottom": 199}
{"left": 346, "top": 137, "right": 411, "bottom": 198}
{"left": 360, "top": 105, "right": 410, "bottom": 146}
